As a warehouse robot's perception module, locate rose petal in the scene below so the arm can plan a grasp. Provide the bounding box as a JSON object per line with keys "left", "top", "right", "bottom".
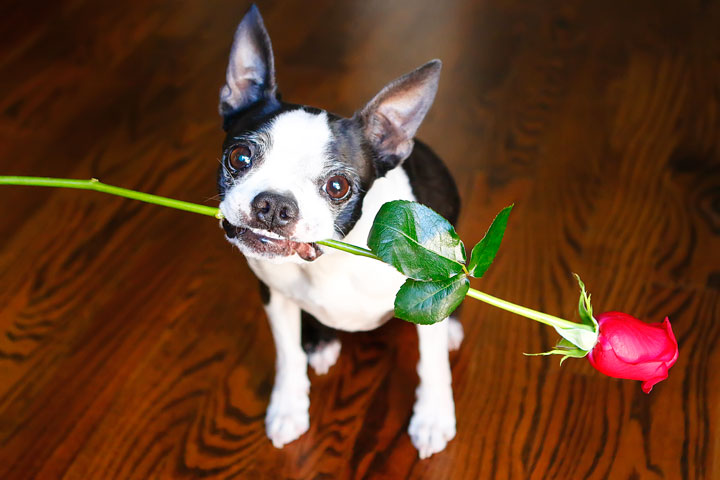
{"left": 641, "top": 363, "right": 670, "bottom": 394}
{"left": 589, "top": 346, "right": 667, "bottom": 382}
{"left": 598, "top": 313, "right": 677, "bottom": 364}
{"left": 588, "top": 313, "right": 678, "bottom": 393}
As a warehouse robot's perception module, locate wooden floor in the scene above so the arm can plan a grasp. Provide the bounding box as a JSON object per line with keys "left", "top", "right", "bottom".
{"left": 1, "top": 0, "right": 718, "bottom": 478}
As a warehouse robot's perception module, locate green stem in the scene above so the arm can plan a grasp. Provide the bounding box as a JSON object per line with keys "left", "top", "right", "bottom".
{"left": 0, "top": 175, "right": 591, "bottom": 334}
{"left": 316, "top": 239, "right": 381, "bottom": 260}
{"left": 466, "top": 287, "right": 593, "bottom": 331}
{"left": 0, "top": 176, "right": 223, "bottom": 219}
{"left": 316, "top": 240, "right": 589, "bottom": 332}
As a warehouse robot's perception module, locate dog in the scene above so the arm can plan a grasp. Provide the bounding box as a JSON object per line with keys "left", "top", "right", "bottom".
{"left": 217, "top": 5, "right": 462, "bottom": 459}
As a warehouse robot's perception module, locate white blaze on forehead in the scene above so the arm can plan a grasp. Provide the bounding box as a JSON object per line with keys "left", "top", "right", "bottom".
{"left": 266, "top": 109, "right": 331, "bottom": 176}
{"left": 220, "top": 109, "right": 337, "bottom": 242}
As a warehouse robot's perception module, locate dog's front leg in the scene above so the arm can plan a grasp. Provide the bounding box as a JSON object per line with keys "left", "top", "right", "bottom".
{"left": 264, "top": 288, "right": 310, "bottom": 448}
{"left": 409, "top": 320, "right": 457, "bottom": 458}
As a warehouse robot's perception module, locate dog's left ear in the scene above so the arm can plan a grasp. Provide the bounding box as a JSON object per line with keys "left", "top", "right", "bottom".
{"left": 358, "top": 60, "right": 441, "bottom": 176}
{"left": 219, "top": 5, "right": 277, "bottom": 117}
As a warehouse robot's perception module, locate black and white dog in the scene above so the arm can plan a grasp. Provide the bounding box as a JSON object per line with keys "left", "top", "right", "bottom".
{"left": 217, "top": 6, "right": 462, "bottom": 459}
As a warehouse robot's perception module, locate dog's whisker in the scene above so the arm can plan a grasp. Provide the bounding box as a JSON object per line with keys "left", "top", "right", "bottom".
{"left": 216, "top": 157, "right": 238, "bottom": 188}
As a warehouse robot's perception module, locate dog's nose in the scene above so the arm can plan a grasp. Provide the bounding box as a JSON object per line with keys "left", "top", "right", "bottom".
{"left": 251, "top": 191, "right": 299, "bottom": 231}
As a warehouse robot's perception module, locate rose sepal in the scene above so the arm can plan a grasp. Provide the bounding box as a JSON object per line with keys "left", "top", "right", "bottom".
{"left": 524, "top": 338, "right": 590, "bottom": 364}
{"left": 552, "top": 274, "right": 600, "bottom": 350}
{"left": 551, "top": 323, "right": 598, "bottom": 352}
{"left": 528, "top": 274, "right": 600, "bottom": 358}
{"left": 574, "top": 273, "right": 599, "bottom": 331}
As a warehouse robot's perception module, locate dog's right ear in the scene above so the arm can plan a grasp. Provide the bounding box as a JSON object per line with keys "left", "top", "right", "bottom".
{"left": 219, "top": 5, "right": 277, "bottom": 117}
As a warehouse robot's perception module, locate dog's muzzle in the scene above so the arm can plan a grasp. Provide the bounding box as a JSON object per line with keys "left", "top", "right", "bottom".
{"left": 222, "top": 219, "right": 323, "bottom": 261}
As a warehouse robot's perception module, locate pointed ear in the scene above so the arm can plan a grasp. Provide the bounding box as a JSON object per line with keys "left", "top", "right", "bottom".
{"left": 359, "top": 60, "right": 441, "bottom": 176}
{"left": 219, "top": 5, "right": 277, "bottom": 117}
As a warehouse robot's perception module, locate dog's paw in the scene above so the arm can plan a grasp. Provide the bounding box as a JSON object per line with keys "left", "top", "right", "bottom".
{"left": 265, "top": 386, "right": 310, "bottom": 448}
{"left": 307, "top": 339, "right": 341, "bottom": 375}
{"left": 266, "top": 409, "right": 309, "bottom": 448}
{"left": 409, "top": 394, "right": 456, "bottom": 459}
{"left": 447, "top": 317, "right": 464, "bottom": 351}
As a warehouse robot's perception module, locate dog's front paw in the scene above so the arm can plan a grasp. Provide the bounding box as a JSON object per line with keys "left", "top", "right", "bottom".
{"left": 265, "top": 386, "right": 310, "bottom": 448}
{"left": 307, "top": 339, "right": 341, "bottom": 375}
{"left": 408, "top": 394, "right": 456, "bottom": 459}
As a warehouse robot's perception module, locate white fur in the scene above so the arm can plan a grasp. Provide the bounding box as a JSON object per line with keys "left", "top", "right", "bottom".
{"left": 225, "top": 113, "right": 457, "bottom": 458}
{"left": 263, "top": 287, "right": 310, "bottom": 448}
{"left": 447, "top": 317, "right": 464, "bottom": 351}
{"left": 307, "top": 338, "right": 341, "bottom": 375}
{"left": 410, "top": 320, "right": 456, "bottom": 458}
{"left": 220, "top": 110, "right": 337, "bottom": 247}
{"left": 246, "top": 166, "right": 416, "bottom": 331}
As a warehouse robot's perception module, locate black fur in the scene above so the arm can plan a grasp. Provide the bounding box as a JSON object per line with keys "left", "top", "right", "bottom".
{"left": 400, "top": 140, "right": 461, "bottom": 226}
{"left": 218, "top": 99, "right": 302, "bottom": 199}
{"left": 258, "top": 280, "right": 340, "bottom": 354}
{"left": 219, "top": 100, "right": 460, "bottom": 243}
{"left": 258, "top": 279, "right": 271, "bottom": 304}
{"left": 325, "top": 116, "right": 376, "bottom": 236}
{"left": 221, "top": 4, "right": 461, "bottom": 384}
{"left": 219, "top": 104, "right": 379, "bottom": 239}
{"left": 301, "top": 311, "right": 339, "bottom": 355}
{"left": 219, "top": 4, "right": 277, "bottom": 117}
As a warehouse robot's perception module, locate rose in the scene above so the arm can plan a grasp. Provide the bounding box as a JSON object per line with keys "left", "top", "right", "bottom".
{"left": 0, "top": 177, "right": 681, "bottom": 393}
{"left": 587, "top": 312, "right": 678, "bottom": 393}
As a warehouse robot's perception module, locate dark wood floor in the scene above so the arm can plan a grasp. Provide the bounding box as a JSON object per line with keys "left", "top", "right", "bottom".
{"left": 1, "top": 0, "right": 718, "bottom": 478}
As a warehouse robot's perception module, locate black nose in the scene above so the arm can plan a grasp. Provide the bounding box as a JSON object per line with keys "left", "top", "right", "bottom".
{"left": 251, "top": 192, "right": 299, "bottom": 231}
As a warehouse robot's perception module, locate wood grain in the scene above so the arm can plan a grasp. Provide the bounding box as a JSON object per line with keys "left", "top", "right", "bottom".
{"left": 1, "top": 0, "right": 718, "bottom": 478}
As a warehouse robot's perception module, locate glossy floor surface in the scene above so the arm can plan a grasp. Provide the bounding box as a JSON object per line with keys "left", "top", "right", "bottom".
{"left": 0, "top": 0, "right": 718, "bottom": 478}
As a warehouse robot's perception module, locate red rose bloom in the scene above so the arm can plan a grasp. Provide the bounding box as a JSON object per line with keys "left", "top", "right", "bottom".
{"left": 587, "top": 312, "right": 678, "bottom": 393}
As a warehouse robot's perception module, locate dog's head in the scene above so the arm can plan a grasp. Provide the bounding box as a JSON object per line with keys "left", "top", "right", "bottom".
{"left": 217, "top": 5, "right": 441, "bottom": 263}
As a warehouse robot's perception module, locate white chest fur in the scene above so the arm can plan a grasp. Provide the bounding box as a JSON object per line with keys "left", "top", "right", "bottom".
{"left": 247, "top": 167, "right": 416, "bottom": 331}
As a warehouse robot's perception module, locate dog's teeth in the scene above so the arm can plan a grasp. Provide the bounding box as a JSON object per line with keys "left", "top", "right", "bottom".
{"left": 249, "top": 228, "right": 283, "bottom": 240}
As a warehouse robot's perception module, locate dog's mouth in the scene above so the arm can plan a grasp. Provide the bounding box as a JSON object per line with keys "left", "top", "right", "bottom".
{"left": 222, "top": 219, "right": 322, "bottom": 261}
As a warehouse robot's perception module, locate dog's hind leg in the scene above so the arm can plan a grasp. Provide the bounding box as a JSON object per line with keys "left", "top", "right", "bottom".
{"left": 447, "top": 317, "right": 464, "bottom": 351}
{"left": 302, "top": 311, "right": 341, "bottom": 375}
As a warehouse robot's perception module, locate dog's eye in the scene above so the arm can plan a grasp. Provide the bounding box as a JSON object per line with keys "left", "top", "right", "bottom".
{"left": 324, "top": 175, "right": 351, "bottom": 200}
{"left": 228, "top": 145, "right": 252, "bottom": 172}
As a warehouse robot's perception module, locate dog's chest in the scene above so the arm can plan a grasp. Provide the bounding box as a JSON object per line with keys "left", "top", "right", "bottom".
{"left": 249, "top": 253, "right": 405, "bottom": 331}
{"left": 247, "top": 167, "right": 417, "bottom": 331}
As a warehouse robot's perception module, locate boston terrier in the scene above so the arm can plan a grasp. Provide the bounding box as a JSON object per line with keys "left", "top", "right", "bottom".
{"left": 217, "top": 5, "right": 462, "bottom": 459}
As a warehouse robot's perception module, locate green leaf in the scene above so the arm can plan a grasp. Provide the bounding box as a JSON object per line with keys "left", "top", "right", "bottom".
{"left": 574, "top": 274, "right": 598, "bottom": 330}
{"left": 467, "top": 205, "right": 513, "bottom": 278}
{"left": 394, "top": 275, "right": 470, "bottom": 325}
{"left": 367, "top": 201, "right": 466, "bottom": 281}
